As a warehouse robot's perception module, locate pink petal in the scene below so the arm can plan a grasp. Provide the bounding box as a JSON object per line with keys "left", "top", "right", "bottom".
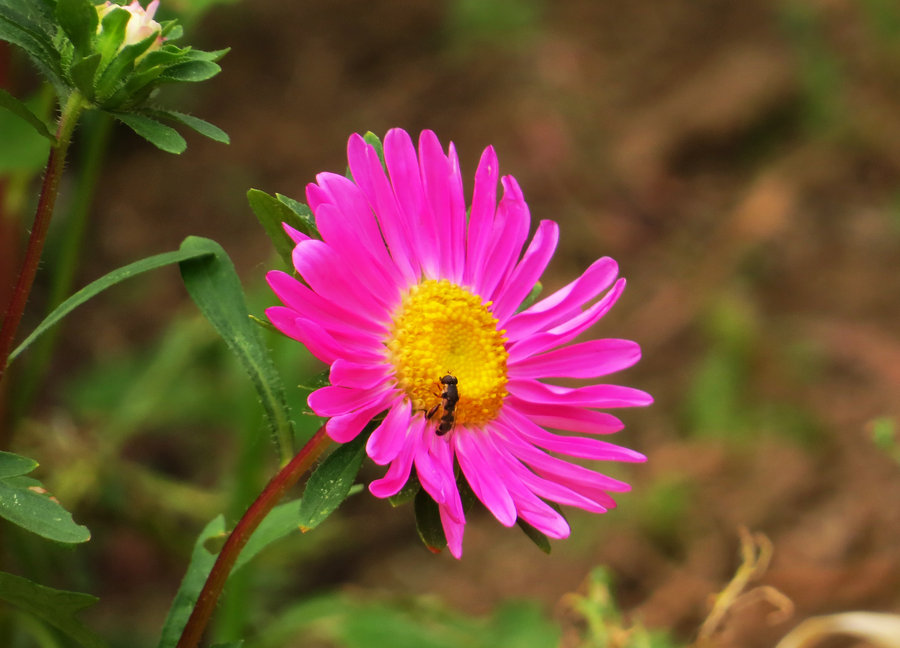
{"left": 291, "top": 239, "right": 393, "bottom": 319}
{"left": 329, "top": 358, "right": 392, "bottom": 389}
{"left": 326, "top": 392, "right": 393, "bottom": 443}
{"left": 502, "top": 407, "right": 645, "bottom": 463}
{"left": 347, "top": 134, "right": 419, "bottom": 283}
{"left": 508, "top": 379, "right": 654, "bottom": 409}
{"left": 506, "top": 397, "right": 625, "bottom": 435}
{"left": 366, "top": 399, "right": 414, "bottom": 465}
{"left": 385, "top": 129, "right": 438, "bottom": 277}
{"left": 440, "top": 505, "right": 466, "bottom": 558}
{"left": 368, "top": 417, "right": 423, "bottom": 498}
{"left": 464, "top": 146, "right": 500, "bottom": 287}
{"left": 419, "top": 131, "right": 465, "bottom": 282}
{"left": 510, "top": 338, "right": 642, "bottom": 379}
{"left": 508, "top": 278, "right": 627, "bottom": 360}
{"left": 454, "top": 431, "right": 517, "bottom": 527}
{"left": 307, "top": 384, "right": 391, "bottom": 417}
{"left": 473, "top": 176, "right": 530, "bottom": 298}
{"left": 265, "top": 309, "right": 341, "bottom": 364}
{"left": 491, "top": 219, "right": 559, "bottom": 324}
{"left": 505, "top": 256, "right": 619, "bottom": 339}
{"left": 282, "top": 222, "right": 311, "bottom": 245}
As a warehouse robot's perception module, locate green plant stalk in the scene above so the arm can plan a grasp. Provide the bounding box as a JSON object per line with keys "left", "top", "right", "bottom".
{"left": 0, "top": 91, "right": 86, "bottom": 385}
{"left": 175, "top": 425, "right": 333, "bottom": 648}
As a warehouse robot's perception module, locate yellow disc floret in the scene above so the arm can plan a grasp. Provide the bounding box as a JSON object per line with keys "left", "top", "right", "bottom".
{"left": 386, "top": 279, "right": 508, "bottom": 430}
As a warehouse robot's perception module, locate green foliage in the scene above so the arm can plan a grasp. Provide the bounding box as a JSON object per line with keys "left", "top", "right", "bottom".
{"left": 297, "top": 434, "right": 367, "bottom": 532}
{"left": 157, "top": 516, "right": 226, "bottom": 648}
{"left": 0, "top": 451, "right": 90, "bottom": 543}
{"left": 0, "top": 571, "right": 104, "bottom": 648}
{"left": 179, "top": 236, "right": 296, "bottom": 462}
{"left": 8, "top": 245, "right": 218, "bottom": 366}
{"left": 256, "top": 593, "right": 560, "bottom": 648}
{"left": 414, "top": 489, "right": 446, "bottom": 553}
{"left": 247, "top": 189, "right": 318, "bottom": 271}
{"left": 0, "top": 0, "right": 229, "bottom": 153}
{"left": 871, "top": 416, "right": 900, "bottom": 464}
{"left": 0, "top": 87, "right": 54, "bottom": 140}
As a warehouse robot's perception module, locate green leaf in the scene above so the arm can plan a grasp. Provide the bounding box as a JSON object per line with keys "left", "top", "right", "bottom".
{"left": 156, "top": 516, "right": 225, "bottom": 648}
{"left": 114, "top": 112, "right": 186, "bottom": 154}
{"left": 516, "top": 518, "right": 551, "bottom": 554}
{"left": 232, "top": 498, "right": 302, "bottom": 573}
{"left": 155, "top": 110, "right": 229, "bottom": 144}
{"left": 276, "top": 193, "right": 317, "bottom": 235}
{"left": 178, "top": 236, "right": 295, "bottom": 461}
{"left": 70, "top": 52, "right": 102, "bottom": 98}
{"left": 388, "top": 472, "right": 421, "bottom": 507}
{"left": 414, "top": 489, "right": 447, "bottom": 553}
{"left": 0, "top": 473, "right": 90, "bottom": 543}
{"left": 247, "top": 189, "right": 308, "bottom": 270}
{"left": 0, "top": 6, "right": 64, "bottom": 90}
{"left": 95, "top": 6, "right": 129, "bottom": 62}
{"left": 8, "top": 246, "right": 216, "bottom": 365}
{"left": 362, "top": 131, "right": 385, "bottom": 166}
{"left": 0, "top": 451, "right": 38, "bottom": 478}
{"left": 0, "top": 94, "right": 51, "bottom": 173}
{"left": 0, "top": 572, "right": 104, "bottom": 648}
{"left": 161, "top": 59, "right": 220, "bottom": 82}
{"left": 55, "top": 0, "right": 97, "bottom": 52}
{"left": 0, "top": 87, "right": 54, "bottom": 140}
{"left": 297, "top": 433, "right": 367, "bottom": 532}
{"left": 95, "top": 35, "right": 160, "bottom": 101}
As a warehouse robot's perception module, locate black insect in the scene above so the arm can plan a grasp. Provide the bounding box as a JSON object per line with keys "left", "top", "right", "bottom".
{"left": 425, "top": 374, "right": 459, "bottom": 436}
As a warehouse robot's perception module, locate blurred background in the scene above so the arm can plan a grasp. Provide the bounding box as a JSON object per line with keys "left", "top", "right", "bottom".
{"left": 3, "top": 0, "right": 900, "bottom": 646}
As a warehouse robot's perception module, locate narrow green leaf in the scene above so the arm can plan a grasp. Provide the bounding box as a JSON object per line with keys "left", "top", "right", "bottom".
{"left": 232, "top": 498, "right": 302, "bottom": 573}
{"left": 0, "top": 88, "right": 54, "bottom": 140}
{"left": 114, "top": 112, "right": 186, "bottom": 154}
{"left": 156, "top": 516, "right": 225, "bottom": 648}
{"left": 0, "top": 475, "right": 90, "bottom": 543}
{"left": 414, "top": 489, "right": 447, "bottom": 553}
{"left": 161, "top": 59, "right": 220, "bottom": 82}
{"left": 155, "top": 110, "right": 229, "bottom": 144}
{"left": 0, "top": 572, "right": 104, "bottom": 648}
{"left": 247, "top": 189, "right": 305, "bottom": 270}
{"left": 297, "top": 434, "right": 367, "bottom": 532}
{"left": 70, "top": 52, "right": 102, "bottom": 99}
{"left": 95, "top": 35, "right": 159, "bottom": 101}
{"left": 516, "top": 518, "right": 551, "bottom": 554}
{"left": 0, "top": 451, "right": 38, "bottom": 478}
{"left": 0, "top": 95, "right": 51, "bottom": 172}
{"left": 55, "top": 0, "right": 97, "bottom": 52}
{"left": 178, "top": 236, "right": 295, "bottom": 460}
{"left": 8, "top": 247, "right": 216, "bottom": 365}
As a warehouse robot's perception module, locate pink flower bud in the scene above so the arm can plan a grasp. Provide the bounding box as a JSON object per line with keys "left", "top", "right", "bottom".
{"left": 97, "top": 0, "right": 163, "bottom": 52}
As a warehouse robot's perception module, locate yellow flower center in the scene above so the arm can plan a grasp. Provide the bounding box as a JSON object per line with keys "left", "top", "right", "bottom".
{"left": 386, "top": 279, "right": 509, "bottom": 430}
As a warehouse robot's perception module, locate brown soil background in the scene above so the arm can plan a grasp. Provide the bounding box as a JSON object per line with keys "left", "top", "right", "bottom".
{"left": 10, "top": 0, "right": 900, "bottom": 646}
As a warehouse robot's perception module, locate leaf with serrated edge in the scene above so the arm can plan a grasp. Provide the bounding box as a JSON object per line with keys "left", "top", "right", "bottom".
{"left": 0, "top": 572, "right": 104, "bottom": 648}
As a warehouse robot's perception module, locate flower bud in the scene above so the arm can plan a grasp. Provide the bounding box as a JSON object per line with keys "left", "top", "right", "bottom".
{"left": 97, "top": 0, "right": 163, "bottom": 51}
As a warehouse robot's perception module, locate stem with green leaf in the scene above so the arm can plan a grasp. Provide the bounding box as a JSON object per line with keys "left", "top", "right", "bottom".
{"left": 0, "top": 91, "right": 86, "bottom": 385}
{"left": 175, "top": 425, "right": 333, "bottom": 648}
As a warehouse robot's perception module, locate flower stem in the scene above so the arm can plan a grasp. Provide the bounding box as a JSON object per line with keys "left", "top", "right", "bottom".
{"left": 0, "top": 91, "right": 85, "bottom": 385}
{"left": 175, "top": 425, "right": 333, "bottom": 648}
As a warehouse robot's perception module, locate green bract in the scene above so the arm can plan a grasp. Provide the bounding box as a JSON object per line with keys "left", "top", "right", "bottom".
{"left": 0, "top": 0, "right": 228, "bottom": 153}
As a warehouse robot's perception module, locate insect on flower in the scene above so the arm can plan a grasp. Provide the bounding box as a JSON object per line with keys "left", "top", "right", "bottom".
{"left": 425, "top": 374, "right": 459, "bottom": 436}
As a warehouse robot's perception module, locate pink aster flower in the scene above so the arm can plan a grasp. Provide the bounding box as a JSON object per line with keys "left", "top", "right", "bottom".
{"left": 267, "top": 129, "right": 651, "bottom": 558}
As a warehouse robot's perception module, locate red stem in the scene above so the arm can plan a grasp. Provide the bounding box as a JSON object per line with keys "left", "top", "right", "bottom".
{"left": 0, "top": 92, "right": 83, "bottom": 385}
{"left": 175, "top": 425, "right": 333, "bottom": 648}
